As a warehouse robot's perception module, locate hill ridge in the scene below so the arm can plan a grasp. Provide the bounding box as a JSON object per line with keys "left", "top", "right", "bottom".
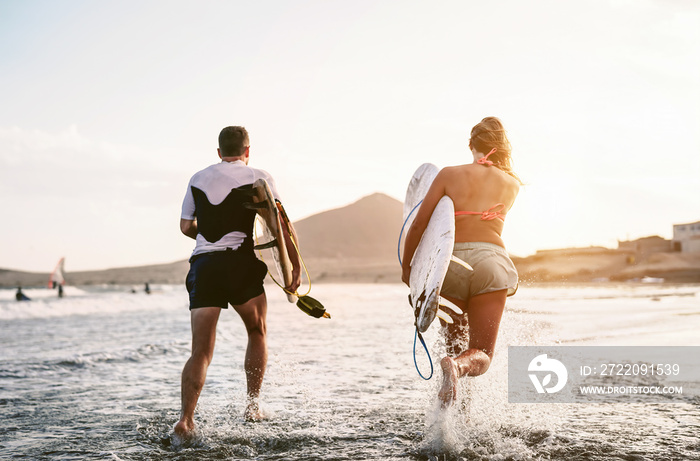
{"left": 5, "top": 192, "right": 696, "bottom": 286}
{"left": 0, "top": 192, "right": 404, "bottom": 286}
{"left": 294, "top": 192, "right": 402, "bottom": 260}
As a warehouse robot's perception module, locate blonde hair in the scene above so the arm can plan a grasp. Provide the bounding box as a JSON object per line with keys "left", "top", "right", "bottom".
{"left": 470, "top": 117, "right": 522, "bottom": 184}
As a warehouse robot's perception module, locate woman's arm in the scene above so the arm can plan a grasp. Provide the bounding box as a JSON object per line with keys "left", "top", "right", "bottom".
{"left": 401, "top": 170, "right": 448, "bottom": 285}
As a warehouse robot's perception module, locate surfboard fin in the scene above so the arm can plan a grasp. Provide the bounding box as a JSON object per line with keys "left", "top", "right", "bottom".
{"left": 436, "top": 308, "right": 453, "bottom": 324}
{"left": 438, "top": 297, "right": 464, "bottom": 316}
{"left": 450, "top": 255, "right": 473, "bottom": 271}
{"left": 254, "top": 239, "right": 277, "bottom": 250}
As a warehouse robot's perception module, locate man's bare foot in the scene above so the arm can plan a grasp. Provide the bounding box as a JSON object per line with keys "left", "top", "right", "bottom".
{"left": 244, "top": 400, "right": 266, "bottom": 422}
{"left": 438, "top": 356, "right": 459, "bottom": 408}
{"left": 172, "top": 419, "right": 196, "bottom": 446}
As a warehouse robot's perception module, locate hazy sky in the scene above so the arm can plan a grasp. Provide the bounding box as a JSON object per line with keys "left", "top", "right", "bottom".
{"left": 1, "top": 0, "right": 698, "bottom": 272}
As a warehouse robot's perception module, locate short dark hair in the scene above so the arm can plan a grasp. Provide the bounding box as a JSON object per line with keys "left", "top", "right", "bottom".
{"left": 218, "top": 126, "right": 250, "bottom": 157}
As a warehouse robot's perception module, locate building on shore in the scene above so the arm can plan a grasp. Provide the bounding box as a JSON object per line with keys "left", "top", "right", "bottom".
{"left": 673, "top": 220, "right": 700, "bottom": 253}
{"left": 617, "top": 235, "right": 673, "bottom": 255}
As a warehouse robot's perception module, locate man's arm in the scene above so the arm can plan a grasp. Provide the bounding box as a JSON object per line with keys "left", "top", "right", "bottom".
{"left": 280, "top": 218, "right": 302, "bottom": 294}
{"left": 180, "top": 218, "right": 198, "bottom": 240}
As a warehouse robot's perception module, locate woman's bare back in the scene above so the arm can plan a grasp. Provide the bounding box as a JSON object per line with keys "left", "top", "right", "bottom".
{"left": 441, "top": 164, "right": 520, "bottom": 248}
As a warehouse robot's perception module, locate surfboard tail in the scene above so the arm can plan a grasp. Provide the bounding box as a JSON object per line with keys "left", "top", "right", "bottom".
{"left": 411, "top": 293, "right": 464, "bottom": 332}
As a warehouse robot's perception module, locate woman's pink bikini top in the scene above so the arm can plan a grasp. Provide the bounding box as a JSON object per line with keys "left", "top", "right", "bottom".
{"left": 454, "top": 148, "right": 506, "bottom": 221}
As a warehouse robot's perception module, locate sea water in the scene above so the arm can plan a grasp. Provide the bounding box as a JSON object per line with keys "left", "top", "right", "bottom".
{"left": 1, "top": 283, "right": 699, "bottom": 460}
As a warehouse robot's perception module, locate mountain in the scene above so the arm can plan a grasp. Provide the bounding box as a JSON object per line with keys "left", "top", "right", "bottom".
{"left": 0, "top": 193, "right": 405, "bottom": 287}
{"left": 294, "top": 192, "right": 403, "bottom": 261}
{"left": 293, "top": 192, "right": 403, "bottom": 283}
{"left": 3, "top": 193, "right": 698, "bottom": 286}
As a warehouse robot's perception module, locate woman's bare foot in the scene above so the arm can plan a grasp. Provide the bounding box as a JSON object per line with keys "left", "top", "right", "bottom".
{"left": 244, "top": 400, "right": 266, "bottom": 422}
{"left": 438, "top": 356, "right": 459, "bottom": 408}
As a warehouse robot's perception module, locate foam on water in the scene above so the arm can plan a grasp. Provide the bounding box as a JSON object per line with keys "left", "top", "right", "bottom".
{"left": 1, "top": 283, "right": 699, "bottom": 460}
{"left": 0, "top": 284, "right": 186, "bottom": 320}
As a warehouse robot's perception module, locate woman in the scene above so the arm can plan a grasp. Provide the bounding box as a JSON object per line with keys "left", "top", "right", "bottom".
{"left": 401, "top": 117, "right": 521, "bottom": 407}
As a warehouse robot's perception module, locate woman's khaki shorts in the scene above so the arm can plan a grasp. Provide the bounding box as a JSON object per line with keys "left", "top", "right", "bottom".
{"left": 440, "top": 242, "right": 518, "bottom": 301}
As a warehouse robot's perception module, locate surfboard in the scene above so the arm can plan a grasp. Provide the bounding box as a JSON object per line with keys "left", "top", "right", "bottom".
{"left": 402, "top": 164, "right": 439, "bottom": 237}
{"left": 251, "top": 178, "right": 296, "bottom": 303}
{"left": 403, "top": 163, "right": 469, "bottom": 333}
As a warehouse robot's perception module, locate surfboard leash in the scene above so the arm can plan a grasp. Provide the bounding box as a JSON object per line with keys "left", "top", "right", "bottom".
{"left": 274, "top": 200, "right": 313, "bottom": 297}
{"left": 275, "top": 201, "right": 331, "bottom": 319}
{"left": 253, "top": 200, "right": 330, "bottom": 319}
{"left": 398, "top": 199, "right": 435, "bottom": 379}
{"left": 413, "top": 328, "right": 434, "bottom": 380}
{"left": 397, "top": 200, "right": 423, "bottom": 266}
{"left": 253, "top": 209, "right": 311, "bottom": 298}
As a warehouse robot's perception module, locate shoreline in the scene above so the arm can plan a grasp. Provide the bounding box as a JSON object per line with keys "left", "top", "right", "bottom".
{"left": 2, "top": 250, "right": 699, "bottom": 288}
{"left": 2, "top": 273, "right": 699, "bottom": 290}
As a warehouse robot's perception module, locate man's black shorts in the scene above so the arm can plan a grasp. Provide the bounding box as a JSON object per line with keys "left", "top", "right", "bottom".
{"left": 185, "top": 247, "right": 268, "bottom": 309}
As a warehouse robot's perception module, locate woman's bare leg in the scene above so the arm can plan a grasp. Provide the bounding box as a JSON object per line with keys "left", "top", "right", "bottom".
{"left": 439, "top": 290, "right": 507, "bottom": 407}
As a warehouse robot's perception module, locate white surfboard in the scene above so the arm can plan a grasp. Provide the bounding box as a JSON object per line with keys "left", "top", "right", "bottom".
{"left": 251, "top": 179, "right": 296, "bottom": 303}
{"left": 402, "top": 163, "right": 440, "bottom": 235}
{"left": 403, "top": 164, "right": 470, "bottom": 333}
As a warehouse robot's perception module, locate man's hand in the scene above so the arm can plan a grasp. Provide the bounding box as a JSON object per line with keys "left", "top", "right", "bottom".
{"left": 279, "top": 209, "right": 302, "bottom": 295}
{"left": 286, "top": 267, "right": 302, "bottom": 294}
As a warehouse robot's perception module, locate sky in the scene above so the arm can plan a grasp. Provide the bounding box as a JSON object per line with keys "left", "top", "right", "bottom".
{"left": 1, "top": 0, "right": 698, "bottom": 272}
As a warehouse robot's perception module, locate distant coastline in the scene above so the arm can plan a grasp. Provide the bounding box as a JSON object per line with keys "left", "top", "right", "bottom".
{"left": 512, "top": 245, "right": 700, "bottom": 284}
{"left": 2, "top": 245, "right": 699, "bottom": 288}
{"left": 3, "top": 193, "right": 698, "bottom": 288}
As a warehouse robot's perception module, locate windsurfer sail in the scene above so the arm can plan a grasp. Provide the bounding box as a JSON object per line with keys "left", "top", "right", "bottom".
{"left": 49, "top": 257, "right": 66, "bottom": 289}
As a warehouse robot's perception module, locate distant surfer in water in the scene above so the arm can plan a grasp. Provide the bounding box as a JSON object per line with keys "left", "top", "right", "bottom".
{"left": 402, "top": 117, "right": 521, "bottom": 407}
{"left": 16, "top": 286, "right": 30, "bottom": 301}
{"left": 175, "top": 126, "right": 301, "bottom": 440}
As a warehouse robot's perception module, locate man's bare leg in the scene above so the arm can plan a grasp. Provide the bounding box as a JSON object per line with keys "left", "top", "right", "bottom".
{"left": 174, "top": 307, "right": 221, "bottom": 439}
{"left": 439, "top": 290, "right": 507, "bottom": 407}
{"left": 233, "top": 292, "right": 268, "bottom": 421}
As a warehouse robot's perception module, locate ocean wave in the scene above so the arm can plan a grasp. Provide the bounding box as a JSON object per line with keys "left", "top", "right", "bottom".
{"left": 61, "top": 342, "right": 186, "bottom": 367}
{"left": 1, "top": 341, "right": 188, "bottom": 380}
{"left": 0, "top": 285, "right": 187, "bottom": 320}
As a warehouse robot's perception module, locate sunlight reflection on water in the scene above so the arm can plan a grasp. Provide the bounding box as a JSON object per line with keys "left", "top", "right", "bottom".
{"left": 0, "top": 283, "right": 698, "bottom": 460}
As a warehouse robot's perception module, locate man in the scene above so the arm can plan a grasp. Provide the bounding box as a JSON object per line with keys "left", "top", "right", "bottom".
{"left": 174, "top": 126, "right": 301, "bottom": 440}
